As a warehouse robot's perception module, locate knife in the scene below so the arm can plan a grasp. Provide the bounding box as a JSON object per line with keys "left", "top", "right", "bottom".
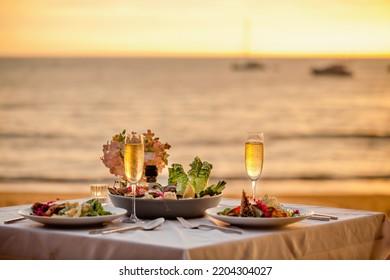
{"left": 4, "top": 216, "right": 27, "bottom": 224}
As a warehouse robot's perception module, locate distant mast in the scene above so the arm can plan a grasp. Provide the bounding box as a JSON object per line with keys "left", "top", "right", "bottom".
{"left": 232, "top": 18, "right": 264, "bottom": 71}
{"left": 242, "top": 18, "right": 251, "bottom": 60}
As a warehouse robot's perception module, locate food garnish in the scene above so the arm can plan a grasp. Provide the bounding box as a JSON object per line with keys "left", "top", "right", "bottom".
{"left": 31, "top": 198, "right": 111, "bottom": 217}
{"left": 101, "top": 129, "right": 171, "bottom": 178}
{"left": 218, "top": 190, "right": 300, "bottom": 218}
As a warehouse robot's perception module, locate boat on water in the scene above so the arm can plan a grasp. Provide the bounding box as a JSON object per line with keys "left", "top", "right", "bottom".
{"left": 231, "top": 60, "right": 264, "bottom": 71}
{"left": 311, "top": 64, "right": 352, "bottom": 76}
{"left": 231, "top": 19, "right": 265, "bottom": 72}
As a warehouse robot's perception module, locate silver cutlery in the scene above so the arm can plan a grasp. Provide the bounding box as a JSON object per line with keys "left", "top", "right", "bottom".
{"left": 313, "top": 213, "right": 338, "bottom": 220}
{"left": 89, "top": 226, "right": 121, "bottom": 235}
{"left": 308, "top": 216, "right": 331, "bottom": 221}
{"left": 177, "top": 216, "right": 243, "bottom": 234}
{"left": 95, "top": 218, "right": 165, "bottom": 235}
{"left": 307, "top": 213, "right": 339, "bottom": 221}
{"left": 4, "top": 216, "right": 27, "bottom": 224}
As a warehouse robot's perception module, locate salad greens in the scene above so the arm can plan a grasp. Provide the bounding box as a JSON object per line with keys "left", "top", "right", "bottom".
{"left": 199, "top": 180, "right": 226, "bottom": 197}
{"left": 188, "top": 157, "right": 213, "bottom": 196}
{"left": 85, "top": 198, "right": 112, "bottom": 216}
{"left": 168, "top": 156, "right": 225, "bottom": 198}
{"left": 167, "top": 163, "right": 188, "bottom": 195}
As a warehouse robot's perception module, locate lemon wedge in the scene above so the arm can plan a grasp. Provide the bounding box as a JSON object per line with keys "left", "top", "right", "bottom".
{"left": 183, "top": 184, "right": 195, "bottom": 198}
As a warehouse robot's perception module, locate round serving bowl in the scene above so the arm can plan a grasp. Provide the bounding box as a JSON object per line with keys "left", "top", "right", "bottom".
{"left": 108, "top": 193, "right": 222, "bottom": 219}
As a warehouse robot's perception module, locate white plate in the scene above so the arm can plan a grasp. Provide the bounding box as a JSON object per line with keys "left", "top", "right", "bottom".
{"left": 206, "top": 206, "right": 314, "bottom": 227}
{"left": 18, "top": 206, "right": 127, "bottom": 226}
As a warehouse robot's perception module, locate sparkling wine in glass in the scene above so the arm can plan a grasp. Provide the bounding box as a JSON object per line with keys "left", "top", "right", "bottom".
{"left": 245, "top": 132, "right": 264, "bottom": 199}
{"left": 123, "top": 132, "right": 144, "bottom": 223}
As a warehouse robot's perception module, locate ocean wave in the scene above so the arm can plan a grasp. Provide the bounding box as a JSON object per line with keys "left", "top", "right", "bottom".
{"left": 0, "top": 176, "right": 95, "bottom": 183}
{"left": 1, "top": 130, "right": 388, "bottom": 142}
{"left": 174, "top": 132, "right": 390, "bottom": 146}
{"left": 0, "top": 132, "right": 63, "bottom": 139}
{"left": 269, "top": 132, "right": 390, "bottom": 140}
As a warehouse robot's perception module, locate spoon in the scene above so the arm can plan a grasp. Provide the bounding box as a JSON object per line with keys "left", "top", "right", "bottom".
{"left": 101, "top": 218, "right": 165, "bottom": 235}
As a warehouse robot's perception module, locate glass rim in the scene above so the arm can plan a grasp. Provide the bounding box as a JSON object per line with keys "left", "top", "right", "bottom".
{"left": 124, "top": 132, "right": 143, "bottom": 144}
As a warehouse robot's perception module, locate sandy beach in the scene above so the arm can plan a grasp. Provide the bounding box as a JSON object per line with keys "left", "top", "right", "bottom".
{"left": 1, "top": 179, "right": 389, "bottom": 218}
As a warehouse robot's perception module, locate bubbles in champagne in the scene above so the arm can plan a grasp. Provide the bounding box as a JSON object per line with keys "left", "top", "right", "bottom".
{"left": 245, "top": 142, "right": 264, "bottom": 180}
{"left": 124, "top": 142, "right": 144, "bottom": 183}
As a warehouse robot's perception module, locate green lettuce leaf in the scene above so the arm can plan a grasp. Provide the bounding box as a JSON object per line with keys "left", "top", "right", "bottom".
{"left": 168, "top": 163, "right": 188, "bottom": 195}
{"left": 187, "top": 157, "right": 213, "bottom": 197}
{"left": 199, "top": 180, "right": 226, "bottom": 197}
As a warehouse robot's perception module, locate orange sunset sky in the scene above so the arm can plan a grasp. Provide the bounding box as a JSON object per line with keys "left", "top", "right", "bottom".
{"left": 0, "top": 0, "right": 389, "bottom": 57}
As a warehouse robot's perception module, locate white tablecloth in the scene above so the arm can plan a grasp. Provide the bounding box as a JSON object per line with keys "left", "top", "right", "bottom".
{"left": 0, "top": 199, "right": 389, "bottom": 260}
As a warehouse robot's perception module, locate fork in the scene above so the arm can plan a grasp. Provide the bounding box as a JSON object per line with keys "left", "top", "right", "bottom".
{"left": 177, "top": 217, "right": 242, "bottom": 234}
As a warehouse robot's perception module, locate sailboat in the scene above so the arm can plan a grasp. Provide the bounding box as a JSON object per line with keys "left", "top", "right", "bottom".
{"left": 311, "top": 64, "right": 352, "bottom": 76}
{"left": 232, "top": 19, "right": 264, "bottom": 71}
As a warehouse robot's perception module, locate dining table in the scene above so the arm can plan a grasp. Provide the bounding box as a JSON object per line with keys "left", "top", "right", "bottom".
{"left": 0, "top": 198, "right": 389, "bottom": 260}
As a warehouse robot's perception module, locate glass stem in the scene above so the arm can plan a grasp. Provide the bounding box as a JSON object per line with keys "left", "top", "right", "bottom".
{"left": 251, "top": 180, "right": 257, "bottom": 199}
{"left": 130, "top": 183, "right": 136, "bottom": 219}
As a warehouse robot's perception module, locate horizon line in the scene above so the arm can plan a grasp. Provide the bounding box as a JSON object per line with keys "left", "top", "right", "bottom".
{"left": 1, "top": 53, "right": 390, "bottom": 59}
{"left": 0, "top": 51, "right": 390, "bottom": 59}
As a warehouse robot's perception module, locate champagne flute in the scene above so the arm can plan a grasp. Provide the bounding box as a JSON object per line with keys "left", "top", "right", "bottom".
{"left": 245, "top": 132, "right": 264, "bottom": 199}
{"left": 123, "top": 132, "right": 145, "bottom": 223}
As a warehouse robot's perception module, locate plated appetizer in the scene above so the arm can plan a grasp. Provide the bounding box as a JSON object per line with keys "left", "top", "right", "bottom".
{"left": 31, "top": 198, "right": 112, "bottom": 217}
{"left": 218, "top": 190, "right": 300, "bottom": 218}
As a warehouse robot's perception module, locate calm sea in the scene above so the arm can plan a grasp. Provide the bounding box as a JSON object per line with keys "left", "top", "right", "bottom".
{"left": 0, "top": 57, "right": 389, "bottom": 191}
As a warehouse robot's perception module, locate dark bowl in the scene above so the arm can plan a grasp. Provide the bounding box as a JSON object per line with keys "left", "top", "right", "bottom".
{"left": 108, "top": 193, "right": 222, "bottom": 219}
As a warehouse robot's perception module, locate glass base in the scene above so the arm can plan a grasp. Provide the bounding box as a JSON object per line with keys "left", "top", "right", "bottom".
{"left": 122, "top": 216, "right": 144, "bottom": 224}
